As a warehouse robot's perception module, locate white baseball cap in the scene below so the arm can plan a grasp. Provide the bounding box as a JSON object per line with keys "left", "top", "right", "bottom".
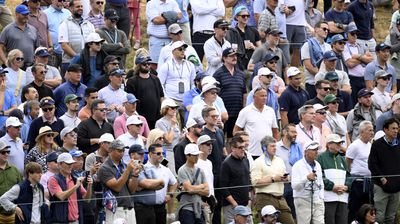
{"left": 261, "top": 205, "right": 280, "bottom": 217}
{"left": 201, "top": 76, "right": 219, "bottom": 86}
{"left": 57, "top": 152, "right": 76, "bottom": 164}
{"left": 5, "top": 116, "right": 22, "bottom": 127}
{"left": 258, "top": 67, "right": 273, "bottom": 76}
{"left": 313, "top": 103, "right": 328, "bottom": 111}
{"left": 171, "top": 41, "right": 188, "bottom": 50}
{"left": 287, "top": 66, "right": 301, "bottom": 78}
{"left": 85, "top": 32, "right": 104, "bottom": 43}
{"left": 126, "top": 115, "right": 143, "bottom": 126}
{"left": 184, "top": 143, "right": 203, "bottom": 155}
{"left": 99, "top": 133, "right": 114, "bottom": 143}
{"left": 161, "top": 99, "right": 178, "bottom": 110}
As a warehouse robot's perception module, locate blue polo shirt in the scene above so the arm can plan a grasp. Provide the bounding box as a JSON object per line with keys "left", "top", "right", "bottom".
{"left": 347, "top": 0, "right": 374, "bottom": 40}
{"left": 213, "top": 65, "right": 247, "bottom": 117}
{"left": 364, "top": 60, "right": 397, "bottom": 93}
{"left": 279, "top": 85, "right": 309, "bottom": 124}
{"left": 54, "top": 81, "right": 87, "bottom": 117}
{"left": 0, "top": 90, "right": 16, "bottom": 128}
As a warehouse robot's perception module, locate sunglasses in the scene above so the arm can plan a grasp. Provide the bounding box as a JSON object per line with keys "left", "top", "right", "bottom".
{"left": 264, "top": 75, "right": 273, "bottom": 79}
{"left": 141, "top": 63, "right": 150, "bottom": 66}
{"left": 152, "top": 152, "right": 163, "bottom": 156}
{"left": 42, "top": 107, "right": 54, "bottom": 112}
{"left": 91, "top": 42, "right": 102, "bottom": 45}
{"left": 322, "top": 87, "right": 332, "bottom": 91}
{"left": 46, "top": 133, "right": 54, "bottom": 137}
{"left": 109, "top": 62, "right": 120, "bottom": 66}
{"left": 96, "top": 1, "right": 104, "bottom": 4}
{"left": 97, "top": 108, "right": 107, "bottom": 112}
{"left": 379, "top": 77, "right": 390, "bottom": 81}
{"left": 336, "top": 41, "right": 345, "bottom": 45}
{"left": 220, "top": 27, "right": 229, "bottom": 31}
{"left": 12, "top": 126, "right": 21, "bottom": 129}
{"left": 317, "top": 111, "right": 326, "bottom": 115}
{"left": 16, "top": 57, "right": 24, "bottom": 62}
{"left": 176, "top": 47, "right": 186, "bottom": 52}
{"left": 39, "top": 70, "right": 47, "bottom": 75}
{"left": 134, "top": 124, "right": 143, "bottom": 127}
{"left": 110, "top": 19, "right": 119, "bottom": 22}
{"left": 169, "top": 107, "right": 178, "bottom": 110}
{"left": 369, "top": 211, "right": 376, "bottom": 216}
{"left": 210, "top": 115, "right": 219, "bottom": 119}
{"left": 202, "top": 143, "right": 212, "bottom": 146}
{"left": 322, "top": 27, "right": 329, "bottom": 32}
{"left": 209, "top": 91, "right": 218, "bottom": 95}
{"left": 328, "top": 101, "right": 338, "bottom": 105}
{"left": 57, "top": 0, "right": 67, "bottom": 2}
{"left": 0, "top": 151, "right": 10, "bottom": 155}
{"left": 268, "top": 61, "right": 277, "bottom": 64}
{"left": 157, "top": 137, "right": 164, "bottom": 141}
{"left": 173, "top": 31, "right": 183, "bottom": 35}
{"left": 240, "top": 14, "right": 250, "bottom": 19}
{"left": 349, "top": 32, "right": 357, "bottom": 36}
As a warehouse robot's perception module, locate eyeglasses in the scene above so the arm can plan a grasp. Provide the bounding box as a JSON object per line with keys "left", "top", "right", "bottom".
{"left": 97, "top": 108, "right": 107, "bottom": 112}
{"left": 322, "top": 28, "right": 329, "bottom": 32}
{"left": 322, "top": 87, "right": 332, "bottom": 91}
{"left": 369, "top": 211, "right": 376, "bottom": 216}
{"left": 173, "top": 31, "right": 183, "bottom": 35}
{"left": 316, "top": 111, "right": 326, "bottom": 115}
{"left": 16, "top": 57, "right": 24, "bottom": 62}
{"left": 176, "top": 47, "right": 186, "bottom": 52}
{"left": 152, "top": 152, "right": 163, "bottom": 156}
{"left": 39, "top": 70, "right": 47, "bottom": 75}
{"left": 202, "top": 143, "right": 212, "bottom": 146}
{"left": 96, "top": 1, "right": 104, "bottom": 4}
{"left": 379, "top": 77, "right": 390, "bottom": 81}
{"left": 0, "top": 151, "right": 10, "bottom": 155}
{"left": 42, "top": 107, "right": 54, "bottom": 112}
{"left": 57, "top": 0, "right": 66, "bottom": 2}
{"left": 336, "top": 41, "right": 345, "bottom": 45}
{"left": 264, "top": 213, "right": 279, "bottom": 219}
{"left": 12, "top": 126, "right": 21, "bottom": 129}
{"left": 169, "top": 107, "right": 178, "bottom": 110}
{"left": 240, "top": 14, "right": 250, "bottom": 19}
{"left": 268, "top": 61, "right": 277, "bottom": 64}
{"left": 46, "top": 133, "right": 54, "bottom": 138}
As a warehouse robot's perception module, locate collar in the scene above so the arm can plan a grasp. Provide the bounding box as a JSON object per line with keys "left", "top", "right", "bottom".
{"left": 107, "top": 84, "right": 120, "bottom": 91}
{"left": 384, "top": 135, "right": 398, "bottom": 146}
{"left": 12, "top": 22, "right": 28, "bottom": 30}
{"left": 29, "top": 10, "right": 42, "bottom": 18}
{"left": 63, "top": 112, "right": 77, "bottom": 119}
{"left": 67, "top": 80, "right": 81, "bottom": 88}
{"left": 213, "top": 35, "right": 225, "bottom": 47}
{"left": 250, "top": 103, "right": 266, "bottom": 112}
{"left": 42, "top": 115, "right": 57, "bottom": 123}
{"left": 88, "top": 10, "right": 103, "bottom": 17}
{"left": 4, "top": 133, "right": 20, "bottom": 142}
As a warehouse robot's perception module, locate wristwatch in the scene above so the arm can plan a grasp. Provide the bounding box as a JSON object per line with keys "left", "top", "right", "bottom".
{"left": 271, "top": 176, "right": 275, "bottom": 183}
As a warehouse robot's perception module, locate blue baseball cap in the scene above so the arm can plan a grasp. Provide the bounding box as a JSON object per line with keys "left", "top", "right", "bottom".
{"left": 263, "top": 53, "right": 280, "bottom": 63}
{"left": 135, "top": 55, "right": 151, "bottom": 65}
{"left": 331, "top": 34, "right": 346, "bottom": 44}
{"left": 16, "top": 4, "right": 29, "bottom": 15}
{"left": 234, "top": 206, "right": 252, "bottom": 217}
{"left": 234, "top": 6, "right": 249, "bottom": 17}
{"left": 323, "top": 51, "right": 337, "bottom": 61}
{"left": 46, "top": 152, "right": 59, "bottom": 163}
{"left": 222, "top": 48, "right": 237, "bottom": 57}
{"left": 69, "top": 149, "right": 87, "bottom": 157}
{"left": 346, "top": 23, "right": 358, "bottom": 33}
{"left": 125, "top": 93, "right": 139, "bottom": 104}
{"left": 109, "top": 68, "right": 125, "bottom": 76}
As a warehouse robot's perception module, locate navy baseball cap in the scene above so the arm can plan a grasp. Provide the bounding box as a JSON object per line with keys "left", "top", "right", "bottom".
{"left": 375, "top": 42, "right": 391, "bottom": 52}
{"left": 222, "top": 48, "right": 237, "bottom": 57}
{"left": 263, "top": 53, "right": 280, "bottom": 63}
{"left": 109, "top": 68, "right": 125, "bottom": 76}
{"left": 129, "top": 144, "right": 145, "bottom": 154}
{"left": 331, "top": 34, "right": 346, "bottom": 43}
{"left": 357, "top": 88, "right": 374, "bottom": 98}
{"left": 323, "top": 51, "right": 337, "bottom": 61}
{"left": 135, "top": 55, "right": 151, "bottom": 65}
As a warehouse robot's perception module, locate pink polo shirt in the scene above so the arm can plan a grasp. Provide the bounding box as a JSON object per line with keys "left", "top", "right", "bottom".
{"left": 48, "top": 175, "right": 87, "bottom": 221}
{"left": 113, "top": 113, "right": 150, "bottom": 138}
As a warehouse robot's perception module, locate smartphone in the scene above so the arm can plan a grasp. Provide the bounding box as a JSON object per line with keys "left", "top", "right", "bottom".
{"left": 288, "top": 5, "right": 296, "bottom": 12}
{"left": 95, "top": 156, "right": 102, "bottom": 164}
{"left": 85, "top": 170, "right": 90, "bottom": 178}
{"left": 161, "top": 158, "right": 169, "bottom": 166}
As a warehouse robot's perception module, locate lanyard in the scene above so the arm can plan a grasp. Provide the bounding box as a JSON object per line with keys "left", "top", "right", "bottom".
{"left": 299, "top": 125, "right": 314, "bottom": 141}
{"left": 104, "top": 29, "right": 118, "bottom": 44}
{"left": 172, "top": 60, "right": 185, "bottom": 79}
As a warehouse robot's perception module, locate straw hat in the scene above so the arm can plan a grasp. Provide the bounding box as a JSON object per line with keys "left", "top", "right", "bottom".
{"left": 35, "top": 126, "right": 59, "bottom": 142}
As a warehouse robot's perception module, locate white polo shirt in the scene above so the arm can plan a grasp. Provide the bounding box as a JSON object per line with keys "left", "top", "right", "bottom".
{"left": 117, "top": 132, "right": 144, "bottom": 164}
{"left": 235, "top": 103, "right": 278, "bottom": 156}
{"left": 144, "top": 161, "right": 177, "bottom": 204}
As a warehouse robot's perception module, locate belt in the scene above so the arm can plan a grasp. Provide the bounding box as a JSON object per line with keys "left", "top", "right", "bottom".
{"left": 257, "top": 192, "right": 283, "bottom": 200}
{"left": 196, "top": 30, "right": 214, "bottom": 35}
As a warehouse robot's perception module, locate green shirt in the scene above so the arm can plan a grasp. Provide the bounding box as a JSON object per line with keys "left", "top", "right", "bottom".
{"left": 0, "top": 163, "right": 23, "bottom": 196}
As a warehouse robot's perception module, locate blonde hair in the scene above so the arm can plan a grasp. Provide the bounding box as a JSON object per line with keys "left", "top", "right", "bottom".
{"left": 6, "top": 49, "right": 23, "bottom": 68}
{"left": 36, "top": 134, "right": 59, "bottom": 153}
{"left": 146, "top": 128, "right": 165, "bottom": 148}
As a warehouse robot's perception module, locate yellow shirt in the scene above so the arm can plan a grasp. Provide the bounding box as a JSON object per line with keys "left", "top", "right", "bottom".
{"left": 251, "top": 154, "right": 286, "bottom": 196}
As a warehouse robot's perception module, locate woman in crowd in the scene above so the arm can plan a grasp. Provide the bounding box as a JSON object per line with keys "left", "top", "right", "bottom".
{"left": 5, "top": 49, "right": 29, "bottom": 105}
{"left": 25, "top": 126, "right": 59, "bottom": 172}
{"left": 351, "top": 204, "right": 378, "bottom": 224}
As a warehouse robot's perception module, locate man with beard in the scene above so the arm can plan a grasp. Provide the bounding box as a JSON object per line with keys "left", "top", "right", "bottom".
{"left": 365, "top": 43, "right": 397, "bottom": 95}
{"left": 60, "top": 94, "right": 82, "bottom": 128}
{"left": 58, "top": 0, "right": 95, "bottom": 76}
{"left": 0, "top": 4, "right": 38, "bottom": 69}
{"left": 27, "top": 63, "right": 54, "bottom": 101}
{"left": 173, "top": 119, "right": 202, "bottom": 173}
{"left": 346, "top": 88, "right": 382, "bottom": 141}
{"left": 125, "top": 56, "right": 164, "bottom": 129}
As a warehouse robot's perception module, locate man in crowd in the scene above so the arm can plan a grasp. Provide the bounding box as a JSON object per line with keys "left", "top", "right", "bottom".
{"left": 0, "top": 140, "right": 23, "bottom": 223}
{"left": 371, "top": 70, "right": 392, "bottom": 112}
{"left": 291, "top": 141, "right": 325, "bottom": 224}
{"left": 97, "top": 9, "right": 131, "bottom": 68}
{"left": 325, "top": 0, "right": 354, "bottom": 39}
{"left": 220, "top": 135, "right": 251, "bottom": 223}
{"left": 93, "top": 55, "right": 121, "bottom": 90}
{"left": 97, "top": 139, "right": 141, "bottom": 222}
{"left": 260, "top": 205, "right": 281, "bottom": 224}
{"left": 368, "top": 118, "right": 400, "bottom": 223}
{"left": 329, "top": 34, "right": 349, "bottom": 73}
{"left": 295, "top": 104, "right": 321, "bottom": 152}
{"left": 0, "top": 162, "right": 49, "bottom": 224}
{"left": 77, "top": 99, "right": 114, "bottom": 154}
{"left": 251, "top": 136, "right": 295, "bottom": 224}
{"left": 0, "top": 117, "right": 24, "bottom": 174}
{"left": 78, "top": 87, "right": 98, "bottom": 121}
{"left": 213, "top": 48, "right": 247, "bottom": 138}
{"left": 228, "top": 206, "right": 252, "bottom": 224}
{"left": 0, "top": 4, "right": 38, "bottom": 69}
{"left": 60, "top": 94, "right": 82, "bottom": 128}
{"left": 176, "top": 144, "right": 209, "bottom": 223}
{"left": 305, "top": 80, "right": 332, "bottom": 106}
{"left": 85, "top": 0, "right": 105, "bottom": 29}
{"left": 365, "top": 43, "right": 397, "bottom": 94}
{"left": 26, "top": 47, "right": 62, "bottom": 89}
{"left": 317, "top": 134, "right": 352, "bottom": 224}
{"left": 301, "top": 21, "right": 331, "bottom": 98}
{"left": 346, "top": 88, "right": 382, "bottom": 141}
{"left": 204, "top": 19, "right": 232, "bottom": 76}
{"left": 59, "top": 126, "right": 78, "bottom": 152}
{"left": 174, "top": 119, "right": 202, "bottom": 173}
{"left": 346, "top": 121, "right": 374, "bottom": 222}
{"left": 376, "top": 93, "right": 400, "bottom": 131}
{"left": 125, "top": 55, "right": 164, "bottom": 129}
{"left": 27, "top": 63, "right": 55, "bottom": 101}
{"left": 325, "top": 71, "right": 353, "bottom": 116}
{"left": 53, "top": 64, "right": 87, "bottom": 117}
{"left": 41, "top": 152, "right": 59, "bottom": 199}
{"left": 117, "top": 115, "right": 145, "bottom": 163}
{"left": 27, "top": 97, "right": 65, "bottom": 148}
{"left": 48, "top": 152, "right": 93, "bottom": 223}
{"left": 234, "top": 87, "right": 279, "bottom": 158}
{"left": 58, "top": 0, "right": 95, "bottom": 75}
{"left": 279, "top": 67, "right": 309, "bottom": 126}
{"left": 85, "top": 133, "right": 113, "bottom": 170}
